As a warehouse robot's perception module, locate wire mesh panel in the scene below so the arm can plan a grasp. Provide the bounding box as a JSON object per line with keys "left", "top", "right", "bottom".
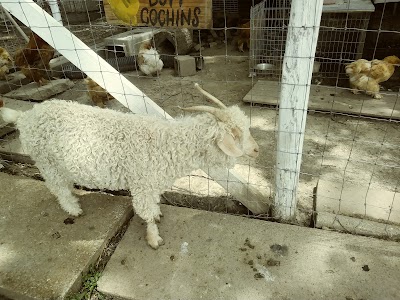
{"left": 212, "top": 0, "right": 238, "bottom": 13}
{"left": 1, "top": 0, "right": 400, "bottom": 298}
{"left": 250, "top": 0, "right": 374, "bottom": 83}
{"left": 317, "top": 11, "right": 371, "bottom": 81}
{"left": 0, "top": 0, "right": 398, "bottom": 245}
{"left": 250, "top": 0, "right": 289, "bottom": 78}
{"left": 299, "top": 2, "right": 400, "bottom": 237}
{"left": 246, "top": 0, "right": 400, "bottom": 237}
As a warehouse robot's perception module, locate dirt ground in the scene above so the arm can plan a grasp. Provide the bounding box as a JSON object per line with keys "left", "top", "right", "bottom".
{"left": 1, "top": 23, "right": 399, "bottom": 227}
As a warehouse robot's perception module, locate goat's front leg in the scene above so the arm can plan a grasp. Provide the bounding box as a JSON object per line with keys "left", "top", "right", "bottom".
{"left": 37, "top": 163, "right": 82, "bottom": 216}
{"left": 145, "top": 221, "right": 164, "bottom": 249}
{"left": 132, "top": 193, "right": 164, "bottom": 249}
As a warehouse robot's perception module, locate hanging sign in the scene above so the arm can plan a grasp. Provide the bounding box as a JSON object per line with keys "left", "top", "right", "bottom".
{"left": 105, "top": 0, "right": 212, "bottom": 29}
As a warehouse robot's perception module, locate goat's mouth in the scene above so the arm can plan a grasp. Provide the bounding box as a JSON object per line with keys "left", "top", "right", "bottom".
{"left": 244, "top": 151, "right": 259, "bottom": 159}
{"left": 249, "top": 153, "right": 259, "bottom": 159}
{"left": 245, "top": 147, "right": 259, "bottom": 159}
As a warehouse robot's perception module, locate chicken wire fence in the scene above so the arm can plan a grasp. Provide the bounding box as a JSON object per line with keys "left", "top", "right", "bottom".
{"left": 0, "top": 0, "right": 399, "bottom": 240}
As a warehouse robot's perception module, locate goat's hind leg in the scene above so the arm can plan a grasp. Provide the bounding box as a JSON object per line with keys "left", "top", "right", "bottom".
{"left": 37, "top": 164, "right": 82, "bottom": 216}
{"left": 154, "top": 195, "right": 163, "bottom": 222}
{"left": 132, "top": 193, "right": 164, "bottom": 249}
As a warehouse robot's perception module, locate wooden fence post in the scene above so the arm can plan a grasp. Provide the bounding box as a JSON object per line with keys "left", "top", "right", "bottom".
{"left": 274, "top": 0, "right": 323, "bottom": 219}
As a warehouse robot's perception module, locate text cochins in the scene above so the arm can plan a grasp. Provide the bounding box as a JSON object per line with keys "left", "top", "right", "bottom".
{"left": 140, "top": 0, "right": 201, "bottom": 27}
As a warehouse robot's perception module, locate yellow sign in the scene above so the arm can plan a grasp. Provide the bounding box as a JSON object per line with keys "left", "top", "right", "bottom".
{"left": 107, "top": 0, "right": 140, "bottom": 25}
{"left": 104, "top": 0, "right": 212, "bottom": 29}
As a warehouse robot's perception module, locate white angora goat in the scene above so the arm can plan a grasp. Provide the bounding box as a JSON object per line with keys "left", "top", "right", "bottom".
{"left": 0, "top": 84, "right": 259, "bottom": 249}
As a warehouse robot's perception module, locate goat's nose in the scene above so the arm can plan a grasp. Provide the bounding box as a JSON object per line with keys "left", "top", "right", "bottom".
{"left": 250, "top": 147, "right": 259, "bottom": 158}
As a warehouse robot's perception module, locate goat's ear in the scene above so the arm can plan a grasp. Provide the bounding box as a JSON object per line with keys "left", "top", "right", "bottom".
{"left": 217, "top": 132, "right": 243, "bottom": 157}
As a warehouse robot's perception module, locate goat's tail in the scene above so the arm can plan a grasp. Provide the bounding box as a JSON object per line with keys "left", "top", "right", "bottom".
{"left": 0, "top": 99, "right": 22, "bottom": 123}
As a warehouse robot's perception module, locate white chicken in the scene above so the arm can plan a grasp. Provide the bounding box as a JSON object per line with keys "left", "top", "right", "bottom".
{"left": 137, "top": 40, "right": 164, "bottom": 76}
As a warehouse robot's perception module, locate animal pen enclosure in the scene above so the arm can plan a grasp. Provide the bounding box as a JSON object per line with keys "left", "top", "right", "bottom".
{"left": 249, "top": 0, "right": 374, "bottom": 79}
{"left": 0, "top": 0, "right": 399, "bottom": 245}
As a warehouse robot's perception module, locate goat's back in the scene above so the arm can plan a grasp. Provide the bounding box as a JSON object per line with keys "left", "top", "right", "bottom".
{"left": 17, "top": 100, "right": 173, "bottom": 151}
{"left": 16, "top": 100, "right": 177, "bottom": 188}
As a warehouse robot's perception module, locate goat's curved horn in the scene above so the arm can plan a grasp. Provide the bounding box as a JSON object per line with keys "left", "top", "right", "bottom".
{"left": 194, "top": 83, "right": 227, "bottom": 109}
{"left": 180, "top": 105, "right": 228, "bottom": 122}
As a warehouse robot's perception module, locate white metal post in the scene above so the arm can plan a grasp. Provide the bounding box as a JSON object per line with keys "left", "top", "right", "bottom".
{"left": 274, "top": 0, "right": 323, "bottom": 219}
{"left": 46, "top": 0, "right": 63, "bottom": 25}
{"left": 0, "top": 5, "right": 29, "bottom": 41}
{"left": 0, "top": 0, "right": 269, "bottom": 215}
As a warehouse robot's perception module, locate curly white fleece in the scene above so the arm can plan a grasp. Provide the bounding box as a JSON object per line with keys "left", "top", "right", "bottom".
{"left": 10, "top": 100, "right": 251, "bottom": 248}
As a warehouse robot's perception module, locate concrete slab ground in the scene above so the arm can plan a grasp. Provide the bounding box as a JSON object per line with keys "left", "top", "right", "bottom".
{"left": 0, "top": 97, "right": 34, "bottom": 137}
{"left": 316, "top": 179, "right": 400, "bottom": 224}
{"left": 315, "top": 179, "right": 400, "bottom": 238}
{"left": 5, "top": 79, "right": 74, "bottom": 101}
{"left": 98, "top": 205, "right": 400, "bottom": 300}
{"left": 0, "top": 173, "right": 132, "bottom": 300}
{"left": 0, "top": 72, "right": 30, "bottom": 94}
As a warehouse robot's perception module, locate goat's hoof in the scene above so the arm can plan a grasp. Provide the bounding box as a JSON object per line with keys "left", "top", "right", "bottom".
{"left": 374, "top": 94, "right": 382, "bottom": 99}
{"left": 147, "top": 235, "right": 164, "bottom": 249}
{"left": 154, "top": 213, "right": 164, "bottom": 223}
{"left": 68, "top": 206, "right": 83, "bottom": 217}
